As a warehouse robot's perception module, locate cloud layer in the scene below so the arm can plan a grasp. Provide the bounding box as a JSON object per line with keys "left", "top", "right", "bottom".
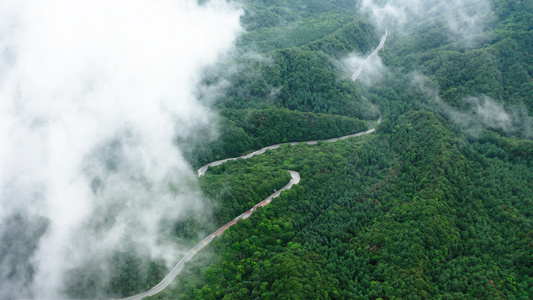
{"left": 413, "top": 74, "right": 533, "bottom": 139}
{"left": 357, "top": 0, "right": 493, "bottom": 43}
{"left": 0, "top": 0, "right": 242, "bottom": 298}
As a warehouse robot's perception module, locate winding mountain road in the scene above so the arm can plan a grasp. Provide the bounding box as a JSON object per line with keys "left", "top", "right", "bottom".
{"left": 351, "top": 29, "right": 388, "bottom": 81}
{"left": 120, "top": 115, "right": 381, "bottom": 300}
{"left": 120, "top": 171, "right": 300, "bottom": 300}
{"left": 119, "top": 28, "right": 388, "bottom": 300}
{"left": 198, "top": 115, "right": 381, "bottom": 177}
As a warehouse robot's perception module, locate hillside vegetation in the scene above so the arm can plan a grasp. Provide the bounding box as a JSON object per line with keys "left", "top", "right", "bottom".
{"left": 123, "top": 0, "right": 533, "bottom": 298}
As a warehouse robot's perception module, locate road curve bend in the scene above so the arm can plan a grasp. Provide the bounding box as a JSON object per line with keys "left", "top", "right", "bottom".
{"left": 119, "top": 171, "right": 300, "bottom": 300}
{"left": 118, "top": 171, "right": 300, "bottom": 300}
{"left": 120, "top": 115, "right": 381, "bottom": 300}
{"left": 198, "top": 115, "right": 381, "bottom": 177}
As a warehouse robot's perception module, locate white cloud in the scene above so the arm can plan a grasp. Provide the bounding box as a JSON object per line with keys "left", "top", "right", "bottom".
{"left": 358, "top": 0, "right": 493, "bottom": 43}
{"left": 343, "top": 51, "right": 387, "bottom": 86}
{"left": 469, "top": 96, "right": 512, "bottom": 132}
{"left": 0, "top": 0, "right": 242, "bottom": 298}
{"left": 412, "top": 74, "right": 533, "bottom": 139}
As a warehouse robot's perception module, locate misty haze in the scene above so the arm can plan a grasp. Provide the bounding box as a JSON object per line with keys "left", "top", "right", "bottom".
{"left": 0, "top": 0, "right": 242, "bottom": 298}
{"left": 1, "top": 0, "right": 532, "bottom": 299}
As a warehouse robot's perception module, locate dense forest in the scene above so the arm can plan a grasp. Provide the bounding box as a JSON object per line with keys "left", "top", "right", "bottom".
{"left": 100, "top": 0, "right": 533, "bottom": 298}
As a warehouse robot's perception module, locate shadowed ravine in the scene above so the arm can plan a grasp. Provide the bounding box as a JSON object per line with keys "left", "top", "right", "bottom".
{"left": 119, "top": 115, "right": 381, "bottom": 300}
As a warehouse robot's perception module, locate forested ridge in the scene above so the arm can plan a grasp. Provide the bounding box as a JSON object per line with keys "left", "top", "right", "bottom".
{"left": 95, "top": 0, "right": 532, "bottom": 298}
{"left": 181, "top": 108, "right": 369, "bottom": 169}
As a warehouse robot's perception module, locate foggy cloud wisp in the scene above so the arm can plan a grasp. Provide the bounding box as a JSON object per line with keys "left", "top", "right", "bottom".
{"left": 0, "top": 0, "right": 242, "bottom": 298}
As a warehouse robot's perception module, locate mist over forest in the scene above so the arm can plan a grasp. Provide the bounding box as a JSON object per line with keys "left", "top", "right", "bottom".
{"left": 0, "top": 0, "right": 532, "bottom": 299}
